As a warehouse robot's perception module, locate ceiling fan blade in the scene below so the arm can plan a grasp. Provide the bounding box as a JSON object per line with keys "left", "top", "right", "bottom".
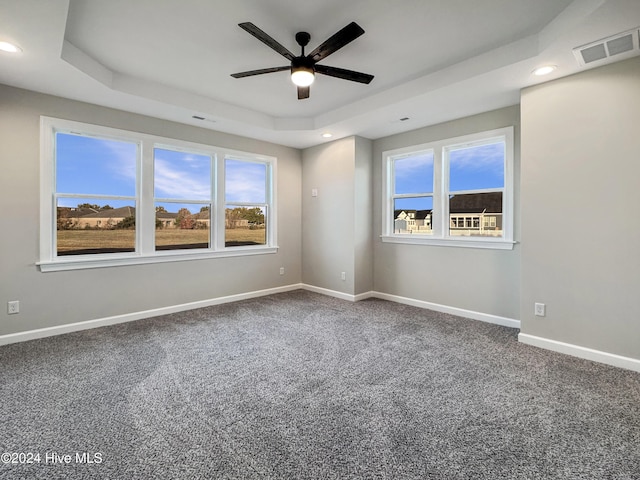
{"left": 238, "top": 22, "right": 296, "bottom": 61}
{"left": 315, "top": 64, "right": 374, "bottom": 84}
{"left": 231, "top": 66, "right": 290, "bottom": 78}
{"left": 307, "top": 22, "right": 365, "bottom": 63}
{"left": 297, "top": 86, "right": 310, "bottom": 99}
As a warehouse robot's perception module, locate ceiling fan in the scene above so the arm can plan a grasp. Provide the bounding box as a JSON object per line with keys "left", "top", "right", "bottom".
{"left": 231, "top": 21, "right": 374, "bottom": 99}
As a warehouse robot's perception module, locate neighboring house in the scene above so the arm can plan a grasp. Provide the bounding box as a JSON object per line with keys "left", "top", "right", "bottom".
{"left": 449, "top": 192, "right": 502, "bottom": 236}
{"left": 394, "top": 210, "right": 432, "bottom": 233}
{"left": 193, "top": 209, "right": 211, "bottom": 228}
{"left": 226, "top": 218, "right": 249, "bottom": 228}
{"left": 75, "top": 206, "right": 136, "bottom": 229}
{"left": 57, "top": 207, "right": 214, "bottom": 229}
{"left": 394, "top": 192, "right": 503, "bottom": 236}
{"left": 57, "top": 207, "right": 99, "bottom": 228}
{"left": 156, "top": 210, "right": 178, "bottom": 229}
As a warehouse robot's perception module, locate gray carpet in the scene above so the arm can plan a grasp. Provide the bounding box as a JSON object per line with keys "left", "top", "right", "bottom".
{"left": 1, "top": 290, "right": 638, "bottom": 479}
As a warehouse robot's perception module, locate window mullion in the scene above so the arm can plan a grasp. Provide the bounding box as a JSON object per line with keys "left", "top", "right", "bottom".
{"left": 216, "top": 154, "right": 226, "bottom": 250}
{"left": 139, "top": 140, "right": 154, "bottom": 255}
{"left": 384, "top": 159, "right": 393, "bottom": 236}
{"left": 433, "top": 146, "right": 445, "bottom": 237}
{"left": 209, "top": 153, "right": 217, "bottom": 251}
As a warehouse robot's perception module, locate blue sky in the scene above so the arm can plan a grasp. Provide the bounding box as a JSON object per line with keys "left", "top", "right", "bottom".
{"left": 393, "top": 141, "right": 504, "bottom": 211}
{"left": 56, "top": 133, "right": 137, "bottom": 199}
{"left": 448, "top": 142, "right": 504, "bottom": 192}
{"left": 56, "top": 133, "right": 267, "bottom": 213}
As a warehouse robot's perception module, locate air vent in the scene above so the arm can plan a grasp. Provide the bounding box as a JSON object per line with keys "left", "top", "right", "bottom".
{"left": 191, "top": 115, "right": 216, "bottom": 123}
{"left": 573, "top": 28, "right": 640, "bottom": 67}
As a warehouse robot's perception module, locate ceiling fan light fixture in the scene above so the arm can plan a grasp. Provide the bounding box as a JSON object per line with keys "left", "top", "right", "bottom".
{"left": 291, "top": 68, "right": 315, "bottom": 87}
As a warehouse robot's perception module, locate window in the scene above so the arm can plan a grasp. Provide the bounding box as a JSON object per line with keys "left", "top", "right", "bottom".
{"left": 390, "top": 150, "right": 434, "bottom": 235}
{"left": 382, "top": 127, "right": 514, "bottom": 249}
{"left": 54, "top": 133, "right": 138, "bottom": 256}
{"left": 40, "top": 117, "right": 277, "bottom": 271}
{"left": 154, "top": 147, "right": 212, "bottom": 252}
{"left": 225, "top": 158, "right": 268, "bottom": 247}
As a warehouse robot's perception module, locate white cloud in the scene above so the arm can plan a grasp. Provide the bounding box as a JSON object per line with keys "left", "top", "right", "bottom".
{"left": 448, "top": 142, "right": 503, "bottom": 174}
{"left": 394, "top": 153, "right": 434, "bottom": 180}
{"left": 102, "top": 139, "right": 137, "bottom": 184}
{"left": 225, "top": 161, "right": 266, "bottom": 203}
{"left": 154, "top": 157, "right": 211, "bottom": 200}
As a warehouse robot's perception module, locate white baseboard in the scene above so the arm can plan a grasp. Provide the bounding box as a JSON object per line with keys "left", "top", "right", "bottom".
{"left": 518, "top": 333, "right": 640, "bottom": 373}
{"left": 299, "top": 284, "right": 371, "bottom": 302}
{"left": 299, "top": 286, "right": 520, "bottom": 329}
{"left": 370, "top": 291, "right": 521, "bottom": 329}
{"left": 0, "top": 284, "right": 304, "bottom": 346}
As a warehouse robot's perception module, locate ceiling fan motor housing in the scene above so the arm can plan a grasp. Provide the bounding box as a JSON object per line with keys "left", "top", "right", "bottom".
{"left": 291, "top": 55, "right": 315, "bottom": 75}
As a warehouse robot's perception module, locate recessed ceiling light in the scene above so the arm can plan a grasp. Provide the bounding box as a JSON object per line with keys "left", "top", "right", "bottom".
{"left": 533, "top": 65, "right": 557, "bottom": 76}
{"left": 0, "top": 41, "right": 22, "bottom": 53}
{"left": 321, "top": 133, "right": 333, "bottom": 138}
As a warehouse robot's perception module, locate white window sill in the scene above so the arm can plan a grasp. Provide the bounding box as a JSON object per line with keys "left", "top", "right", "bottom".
{"left": 380, "top": 235, "right": 515, "bottom": 250}
{"left": 37, "top": 246, "right": 278, "bottom": 272}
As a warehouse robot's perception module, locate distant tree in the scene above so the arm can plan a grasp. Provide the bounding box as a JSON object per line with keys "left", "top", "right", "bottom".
{"left": 76, "top": 203, "right": 113, "bottom": 211}
{"left": 56, "top": 209, "right": 76, "bottom": 230}
{"left": 156, "top": 206, "right": 167, "bottom": 213}
{"left": 77, "top": 203, "right": 100, "bottom": 210}
{"left": 225, "top": 208, "right": 241, "bottom": 229}
{"left": 175, "top": 208, "right": 195, "bottom": 229}
{"left": 226, "top": 207, "right": 264, "bottom": 225}
{"left": 200, "top": 206, "right": 210, "bottom": 213}
{"left": 115, "top": 215, "right": 135, "bottom": 229}
{"left": 240, "top": 207, "right": 264, "bottom": 224}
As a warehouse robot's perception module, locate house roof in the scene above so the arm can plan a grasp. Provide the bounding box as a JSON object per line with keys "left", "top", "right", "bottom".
{"left": 57, "top": 207, "right": 99, "bottom": 218}
{"left": 449, "top": 192, "right": 502, "bottom": 214}
{"left": 156, "top": 211, "right": 178, "bottom": 220}
{"left": 394, "top": 209, "right": 432, "bottom": 220}
{"left": 80, "top": 206, "right": 136, "bottom": 218}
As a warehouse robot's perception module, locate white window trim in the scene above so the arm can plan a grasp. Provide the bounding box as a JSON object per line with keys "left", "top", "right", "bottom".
{"left": 381, "top": 127, "right": 515, "bottom": 250}
{"left": 39, "top": 117, "right": 278, "bottom": 272}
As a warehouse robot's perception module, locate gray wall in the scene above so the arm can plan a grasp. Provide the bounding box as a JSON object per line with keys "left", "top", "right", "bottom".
{"left": 301, "top": 136, "right": 373, "bottom": 296}
{"left": 520, "top": 57, "right": 640, "bottom": 359}
{"left": 372, "top": 106, "right": 521, "bottom": 320}
{"left": 354, "top": 136, "right": 373, "bottom": 295}
{"left": 0, "top": 85, "right": 302, "bottom": 336}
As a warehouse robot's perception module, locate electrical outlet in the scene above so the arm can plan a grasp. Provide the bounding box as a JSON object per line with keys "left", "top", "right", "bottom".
{"left": 279, "top": 267, "right": 285, "bottom": 275}
{"left": 534, "top": 303, "right": 546, "bottom": 317}
{"left": 341, "top": 272, "right": 346, "bottom": 281}
{"left": 7, "top": 301, "right": 19, "bottom": 315}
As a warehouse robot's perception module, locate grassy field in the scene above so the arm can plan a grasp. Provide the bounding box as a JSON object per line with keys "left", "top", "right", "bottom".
{"left": 57, "top": 228, "right": 266, "bottom": 254}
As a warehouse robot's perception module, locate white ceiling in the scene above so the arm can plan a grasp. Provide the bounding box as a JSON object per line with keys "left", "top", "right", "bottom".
{"left": 0, "top": 0, "right": 639, "bottom": 148}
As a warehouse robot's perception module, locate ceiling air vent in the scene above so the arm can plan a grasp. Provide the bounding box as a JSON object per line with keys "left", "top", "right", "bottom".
{"left": 573, "top": 28, "right": 640, "bottom": 67}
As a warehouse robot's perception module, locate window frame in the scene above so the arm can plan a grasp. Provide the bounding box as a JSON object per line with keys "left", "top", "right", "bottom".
{"left": 381, "top": 127, "right": 515, "bottom": 250}
{"left": 39, "top": 117, "right": 277, "bottom": 272}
